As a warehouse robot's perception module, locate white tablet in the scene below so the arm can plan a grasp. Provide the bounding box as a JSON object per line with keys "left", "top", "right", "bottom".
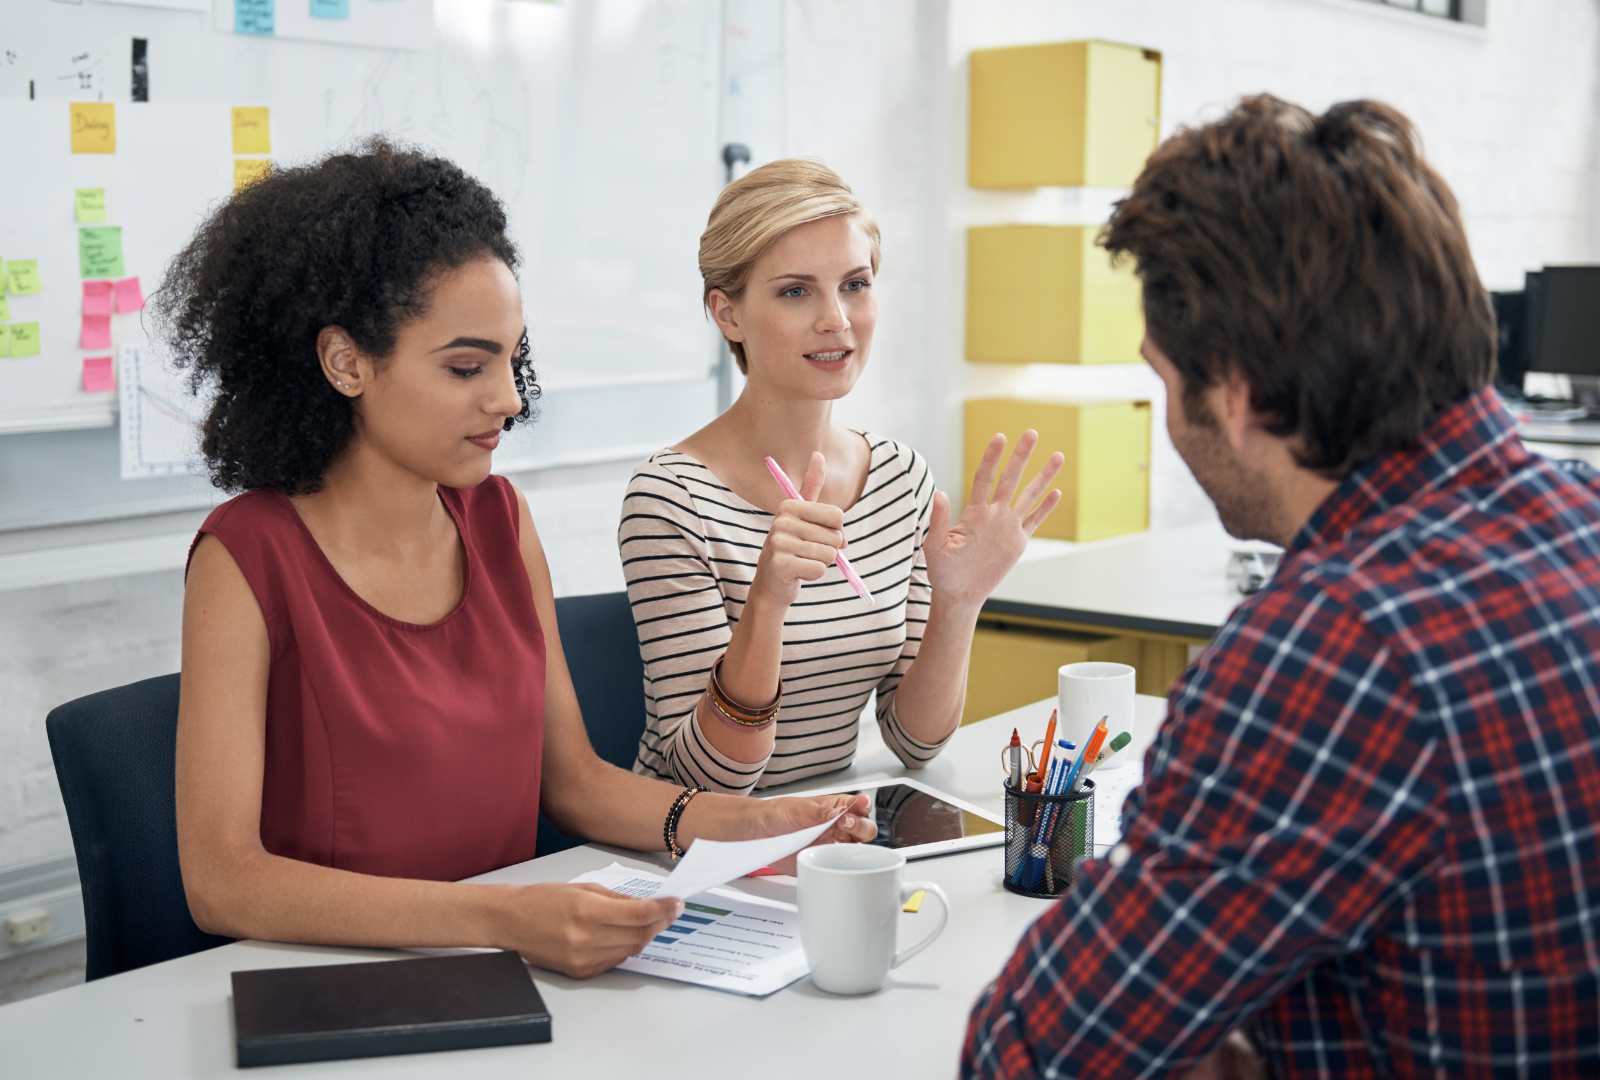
{"left": 777, "top": 776, "right": 1005, "bottom": 860}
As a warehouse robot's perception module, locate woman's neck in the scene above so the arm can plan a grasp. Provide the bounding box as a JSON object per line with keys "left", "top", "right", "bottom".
{"left": 721, "top": 385, "right": 840, "bottom": 484}
{"left": 294, "top": 439, "right": 450, "bottom": 558}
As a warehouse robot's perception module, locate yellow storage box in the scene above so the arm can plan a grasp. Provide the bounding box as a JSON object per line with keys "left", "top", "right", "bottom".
{"left": 963, "top": 620, "right": 1139, "bottom": 725}
{"left": 969, "top": 39, "right": 1162, "bottom": 189}
{"left": 966, "top": 224, "right": 1143, "bottom": 365}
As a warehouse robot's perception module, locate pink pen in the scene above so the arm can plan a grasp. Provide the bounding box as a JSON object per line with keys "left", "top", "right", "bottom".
{"left": 763, "top": 455, "right": 874, "bottom": 607}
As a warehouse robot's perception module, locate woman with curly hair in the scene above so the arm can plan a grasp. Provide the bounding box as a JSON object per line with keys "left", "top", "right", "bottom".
{"left": 164, "top": 139, "right": 872, "bottom": 979}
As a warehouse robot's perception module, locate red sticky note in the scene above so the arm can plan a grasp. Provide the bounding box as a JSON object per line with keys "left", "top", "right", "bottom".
{"left": 83, "top": 279, "right": 113, "bottom": 317}
{"left": 113, "top": 275, "right": 144, "bottom": 313}
{"left": 82, "top": 354, "right": 115, "bottom": 393}
{"left": 81, "top": 313, "right": 112, "bottom": 349}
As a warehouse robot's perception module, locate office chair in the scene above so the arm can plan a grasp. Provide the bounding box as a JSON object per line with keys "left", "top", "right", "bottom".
{"left": 46, "top": 673, "right": 232, "bottom": 980}
{"left": 540, "top": 591, "right": 650, "bottom": 855}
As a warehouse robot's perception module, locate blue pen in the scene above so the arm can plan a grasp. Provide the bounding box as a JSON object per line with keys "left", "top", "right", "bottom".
{"left": 1019, "top": 737, "right": 1076, "bottom": 889}
{"left": 1011, "top": 740, "right": 1072, "bottom": 888}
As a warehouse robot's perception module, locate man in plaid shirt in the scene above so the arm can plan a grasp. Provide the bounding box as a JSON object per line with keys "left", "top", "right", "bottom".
{"left": 964, "top": 95, "right": 1600, "bottom": 1077}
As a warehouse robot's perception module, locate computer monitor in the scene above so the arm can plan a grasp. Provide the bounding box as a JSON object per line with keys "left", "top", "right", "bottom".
{"left": 1526, "top": 265, "right": 1600, "bottom": 378}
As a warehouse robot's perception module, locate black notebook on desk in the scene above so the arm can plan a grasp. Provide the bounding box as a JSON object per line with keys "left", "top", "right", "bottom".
{"left": 231, "top": 950, "right": 551, "bottom": 1068}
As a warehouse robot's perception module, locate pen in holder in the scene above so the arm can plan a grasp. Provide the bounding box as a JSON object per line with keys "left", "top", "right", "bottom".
{"left": 1003, "top": 780, "right": 1094, "bottom": 899}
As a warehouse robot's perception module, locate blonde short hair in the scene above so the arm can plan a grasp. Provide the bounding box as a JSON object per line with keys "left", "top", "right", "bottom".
{"left": 698, "top": 159, "right": 882, "bottom": 373}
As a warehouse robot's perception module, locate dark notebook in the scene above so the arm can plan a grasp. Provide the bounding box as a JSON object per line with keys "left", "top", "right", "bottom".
{"left": 231, "top": 950, "right": 551, "bottom": 1068}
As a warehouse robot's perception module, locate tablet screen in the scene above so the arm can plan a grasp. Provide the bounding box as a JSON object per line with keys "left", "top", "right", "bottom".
{"left": 866, "top": 782, "right": 1004, "bottom": 850}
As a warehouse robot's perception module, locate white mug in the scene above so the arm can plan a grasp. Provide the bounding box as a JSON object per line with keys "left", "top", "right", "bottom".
{"left": 1058, "top": 661, "right": 1137, "bottom": 758}
{"left": 797, "top": 844, "right": 950, "bottom": 995}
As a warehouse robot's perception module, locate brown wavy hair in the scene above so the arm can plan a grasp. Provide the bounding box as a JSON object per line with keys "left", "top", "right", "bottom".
{"left": 1102, "top": 94, "right": 1495, "bottom": 477}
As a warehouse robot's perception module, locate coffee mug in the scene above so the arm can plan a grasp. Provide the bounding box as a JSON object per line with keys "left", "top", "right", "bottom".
{"left": 1058, "top": 661, "right": 1137, "bottom": 759}
{"left": 797, "top": 844, "right": 950, "bottom": 995}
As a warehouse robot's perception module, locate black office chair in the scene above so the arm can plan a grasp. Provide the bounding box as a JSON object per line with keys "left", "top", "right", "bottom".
{"left": 46, "top": 673, "right": 232, "bottom": 981}
{"left": 539, "top": 591, "right": 650, "bottom": 855}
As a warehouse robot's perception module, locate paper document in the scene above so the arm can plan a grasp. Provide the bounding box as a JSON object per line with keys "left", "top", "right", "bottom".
{"left": 574, "top": 863, "right": 808, "bottom": 997}
{"left": 659, "top": 812, "right": 841, "bottom": 900}
{"left": 1091, "top": 762, "right": 1145, "bottom": 848}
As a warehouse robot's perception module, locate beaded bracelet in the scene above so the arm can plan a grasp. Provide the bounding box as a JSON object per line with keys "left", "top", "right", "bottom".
{"left": 663, "top": 785, "right": 702, "bottom": 860}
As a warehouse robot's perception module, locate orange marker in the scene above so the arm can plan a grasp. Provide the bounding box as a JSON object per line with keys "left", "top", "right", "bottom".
{"left": 1030, "top": 707, "right": 1059, "bottom": 785}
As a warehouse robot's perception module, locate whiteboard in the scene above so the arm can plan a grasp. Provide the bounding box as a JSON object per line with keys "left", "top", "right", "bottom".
{"left": 0, "top": 0, "right": 740, "bottom": 529}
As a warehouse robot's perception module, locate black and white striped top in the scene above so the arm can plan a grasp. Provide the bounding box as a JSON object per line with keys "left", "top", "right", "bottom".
{"left": 618, "top": 433, "right": 949, "bottom": 793}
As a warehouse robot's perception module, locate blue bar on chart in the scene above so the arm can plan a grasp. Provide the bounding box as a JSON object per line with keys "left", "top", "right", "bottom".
{"left": 311, "top": 0, "right": 350, "bottom": 18}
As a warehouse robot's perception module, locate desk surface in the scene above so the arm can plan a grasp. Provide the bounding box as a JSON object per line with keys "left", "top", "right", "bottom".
{"left": 988, "top": 520, "right": 1252, "bottom": 640}
{"left": 0, "top": 697, "right": 1163, "bottom": 1079}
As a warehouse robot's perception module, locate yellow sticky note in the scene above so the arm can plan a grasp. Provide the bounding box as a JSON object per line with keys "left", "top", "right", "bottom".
{"left": 7, "top": 260, "right": 41, "bottom": 296}
{"left": 9, "top": 322, "right": 41, "bottom": 358}
{"left": 70, "top": 102, "right": 117, "bottom": 154}
{"left": 233, "top": 158, "right": 273, "bottom": 192}
{"left": 231, "top": 106, "right": 271, "bottom": 155}
{"left": 902, "top": 890, "right": 926, "bottom": 913}
{"left": 75, "top": 188, "right": 108, "bottom": 224}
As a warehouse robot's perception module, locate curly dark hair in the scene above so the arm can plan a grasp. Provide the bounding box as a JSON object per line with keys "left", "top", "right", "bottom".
{"left": 1102, "top": 95, "right": 1494, "bottom": 478}
{"left": 152, "top": 137, "right": 540, "bottom": 495}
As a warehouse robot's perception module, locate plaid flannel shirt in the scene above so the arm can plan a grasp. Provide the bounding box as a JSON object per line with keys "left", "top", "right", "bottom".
{"left": 964, "top": 388, "right": 1600, "bottom": 1078}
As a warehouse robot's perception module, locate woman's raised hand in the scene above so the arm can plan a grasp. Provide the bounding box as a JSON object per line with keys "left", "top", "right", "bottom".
{"left": 924, "top": 430, "right": 1064, "bottom": 605}
{"left": 749, "top": 451, "right": 846, "bottom": 609}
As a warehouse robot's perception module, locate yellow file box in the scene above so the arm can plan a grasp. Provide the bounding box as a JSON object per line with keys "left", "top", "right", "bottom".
{"left": 965, "top": 398, "right": 1151, "bottom": 543}
{"left": 969, "top": 39, "right": 1162, "bottom": 189}
{"left": 966, "top": 224, "right": 1142, "bottom": 365}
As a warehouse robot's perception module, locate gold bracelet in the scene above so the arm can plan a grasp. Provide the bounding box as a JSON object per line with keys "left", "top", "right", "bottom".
{"left": 707, "top": 689, "right": 778, "bottom": 731}
{"left": 709, "top": 658, "right": 780, "bottom": 723}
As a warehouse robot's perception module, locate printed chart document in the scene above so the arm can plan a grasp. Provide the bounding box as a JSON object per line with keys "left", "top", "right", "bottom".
{"left": 658, "top": 812, "right": 841, "bottom": 900}
{"left": 1091, "top": 761, "right": 1146, "bottom": 847}
{"left": 573, "top": 863, "right": 808, "bottom": 997}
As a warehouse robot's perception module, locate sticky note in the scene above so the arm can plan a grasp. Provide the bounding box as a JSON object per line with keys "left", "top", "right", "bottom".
{"left": 235, "top": 0, "right": 274, "bottom": 35}
{"left": 0, "top": 297, "right": 8, "bottom": 322}
{"left": 8, "top": 260, "right": 41, "bottom": 295}
{"left": 902, "top": 890, "right": 926, "bottom": 913}
{"left": 74, "top": 188, "right": 108, "bottom": 223}
{"left": 0, "top": 330, "right": 9, "bottom": 359}
{"left": 70, "top": 102, "right": 116, "bottom": 154}
{"left": 310, "top": 0, "right": 349, "bottom": 18}
{"left": 233, "top": 157, "right": 273, "bottom": 192}
{"left": 113, "top": 276, "right": 145, "bottom": 314}
{"left": 10, "top": 322, "right": 41, "bottom": 358}
{"left": 81, "top": 313, "right": 112, "bottom": 350}
{"left": 231, "top": 106, "right": 271, "bottom": 154}
{"left": 79, "top": 227, "right": 125, "bottom": 280}
{"left": 82, "top": 355, "right": 115, "bottom": 392}
{"left": 83, "top": 280, "right": 114, "bottom": 316}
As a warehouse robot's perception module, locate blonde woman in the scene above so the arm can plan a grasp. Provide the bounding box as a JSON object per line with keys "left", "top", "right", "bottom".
{"left": 619, "top": 160, "right": 1064, "bottom": 794}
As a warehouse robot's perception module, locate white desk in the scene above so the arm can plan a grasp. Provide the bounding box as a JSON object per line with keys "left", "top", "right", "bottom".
{"left": 0, "top": 696, "right": 1162, "bottom": 1079}
{"left": 988, "top": 520, "right": 1248, "bottom": 641}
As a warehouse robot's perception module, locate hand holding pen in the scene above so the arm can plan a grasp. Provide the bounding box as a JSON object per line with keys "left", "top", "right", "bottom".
{"left": 760, "top": 453, "right": 873, "bottom": 608}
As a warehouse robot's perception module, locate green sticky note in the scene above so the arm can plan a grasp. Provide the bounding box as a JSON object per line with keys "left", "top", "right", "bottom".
{"left": 78, "top": 227, "right": 124, "bottom": 280}
{"left": 9, "top": 322, "right": 41, "bottom": 358}
{"left": 7, "top": 259, "right": 41, "bottom": 295}
{"left": 0, "top": 326, "right": 10, "bottom": 359}
{"left": 75, "top": 188, "right": 108, "bottom": 224}
{"left": 0, "top": 297, "right": 9, "bottom": 321}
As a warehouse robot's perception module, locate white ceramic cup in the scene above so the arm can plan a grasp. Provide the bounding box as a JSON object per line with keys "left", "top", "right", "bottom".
{"left": 797, "top": 844, "right": 950, "bottom": 995}
{"left": 1058, "top": 661, "right": 1137, "bottom": 761}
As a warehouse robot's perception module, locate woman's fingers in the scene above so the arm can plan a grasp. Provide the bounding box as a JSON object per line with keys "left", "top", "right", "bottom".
{"left": 990, "top": 429, "right": 1038, "bottom": 507}
{"left": 776, "top": 498, "right": 845, "bottom": 531}
{"left": 799, "top": 451, "right": 827, "bottom": 501}
{"left": 1013, "top": 450, "right": 1066, "bottom": 515}
{"left": 1021, "top": 488, "right": 1064, "bottom": 534}
{"left": 968, "top": 433, "right": 1006, "bottom": 507}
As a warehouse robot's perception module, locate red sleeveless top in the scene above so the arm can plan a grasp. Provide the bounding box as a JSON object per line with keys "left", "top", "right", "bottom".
{"left": 188, "top": 475, "right": 546, "bottom": 882}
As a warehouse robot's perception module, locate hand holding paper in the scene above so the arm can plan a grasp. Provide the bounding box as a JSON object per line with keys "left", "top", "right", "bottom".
{"left": 659, "top": 812, "right": 844, "bottom": 900}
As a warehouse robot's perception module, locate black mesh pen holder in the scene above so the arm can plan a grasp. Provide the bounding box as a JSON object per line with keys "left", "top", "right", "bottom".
{"left": 1003, "top": 779, "right": 1095, "bottom": 899}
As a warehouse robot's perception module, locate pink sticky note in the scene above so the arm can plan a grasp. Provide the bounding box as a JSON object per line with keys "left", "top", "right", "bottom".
{"left": 83, "top": 280, "right": 113, "bottom": 317}
{"left": 80, "top": 313, "right": 112, "bottom": 350}
{"left": 82, "top": 355, "right": 115, "bottom": 393}
{"left": 113, "top": 275, "right": 144, "bottom": 314}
